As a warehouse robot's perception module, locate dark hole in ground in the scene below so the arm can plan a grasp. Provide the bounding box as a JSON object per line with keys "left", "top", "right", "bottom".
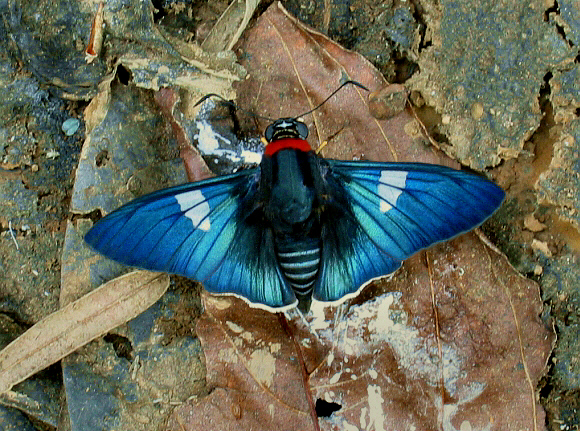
{"left": 392, "top": 53, "right": 418, "bottom": 83}
{"left": 103, "top": 334, "right": 133, "bottom": 360}
{"left": 116, "top": 64, "right": 132, "bottom": 86}
{"left": 315, "top": 398, "right": 342, "bottom": 417}
{"left": 95, "top": 150, "right": 110, "bottom": 167}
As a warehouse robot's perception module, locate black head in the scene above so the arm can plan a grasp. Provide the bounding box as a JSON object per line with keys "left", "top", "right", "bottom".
{"left": 264, "top": 118, "right": 309, "bottom": 142}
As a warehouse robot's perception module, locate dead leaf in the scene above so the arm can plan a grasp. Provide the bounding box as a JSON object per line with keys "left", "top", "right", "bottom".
{"left": 234, "top": 2, "right": 455, "bottom": 167}
{"left": 166, "top": 233, "right": 552, "bottom": 431}
{"left": 155, "top": 87, "right": 214, "bottom": 182}
{"left": 70, "top": 82, "right": 190, "bottom": 215}
{"left": 85, "top": 2, "right": 105, "bottom": 63}
{"left": 202, "top": 0, "right": 261, "bottom": 52}
{"left": 0, "top": 271, "right": 169, "bottom": 394}
{"left": 309, "top": 233, "right": 553, "bottom": 430}
{"left": 165, "top": 293, "right": 325, "bottom": 431}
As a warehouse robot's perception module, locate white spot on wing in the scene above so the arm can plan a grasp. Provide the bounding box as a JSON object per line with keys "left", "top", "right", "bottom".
{"left": 175, "top": 189, "right": 211, "bottom": 231}
{"left": 378, "top": 170, "right": 407, "bottom": 213}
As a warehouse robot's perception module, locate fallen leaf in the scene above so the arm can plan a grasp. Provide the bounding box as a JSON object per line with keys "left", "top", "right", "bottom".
{"left": 0, "top": 271, "right": 169, "bottom": 394}
{"left": 166, "top": 233, "right": 552, "bottom": 431}
{"left": 234, "top": 2, "right": 455, "bottom": 167}
{"left": 309, "top": 233, "right": 553, "bottom": 430}
{"left": 201, "top": 0, "right": 261, "bottom": 52}
{"left": 155, "top": 87, "right": 214, "bottom": 182}
{"left": 85, "top": 2, "right": 105, "bottom": 63}
{"left": 71, "top": 81, "right": 190, "bottom": 215}
{"left": 166, "top": 293, "right": 325, "bottom": 431}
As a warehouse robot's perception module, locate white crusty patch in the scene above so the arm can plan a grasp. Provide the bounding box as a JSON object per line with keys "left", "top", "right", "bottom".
{"left": 378, "top": 170, "right": 407, "bottom": 212}
{"left": 175, "top": 189, "right": 211, "bottom": 231}
{"left": 196, "top": 119, "right": 263, "bottom": 164}
{"left": 247, "top": 349, "right": 276, "bottom": 388}
{"left": 366, "top": 384, "right": 386, "bottom": 431}
{"left": 225, "top": 321, "right": 244, "bottom": 333}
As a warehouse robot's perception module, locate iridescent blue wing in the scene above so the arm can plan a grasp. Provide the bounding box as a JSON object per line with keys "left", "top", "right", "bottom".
{"left": 314, "top": 161, "right": 505, "bottom": 303}
{"left": 85, "top": 169, "right": 297, "bottom": 310}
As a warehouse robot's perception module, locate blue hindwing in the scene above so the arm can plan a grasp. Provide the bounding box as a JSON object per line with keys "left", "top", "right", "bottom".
{"left": 314, "top": 161, "right": 505, "bottom": 303}
{"left": 85, "top": 169, "right": 297, "bottom": 310}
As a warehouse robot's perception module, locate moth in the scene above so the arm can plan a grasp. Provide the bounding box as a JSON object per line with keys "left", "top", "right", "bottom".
{"left": 85, "top": 97, "right": 504, "bottom": 312}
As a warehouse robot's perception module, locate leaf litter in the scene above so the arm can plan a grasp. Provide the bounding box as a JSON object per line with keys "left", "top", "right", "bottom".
{"left": 168, "top": 237, "right": 552, "bottom": 431}
{"left": 1, "top": 0, "right": 250, "bottom": 428}
{"left": 234, "top": 3, "right": 454, "bottom": 168}
{"left": 166, "top": 3, "right": 554, "bottom": 431}
{"left": 0, "top": 271, "right": 169, "bottom": 394}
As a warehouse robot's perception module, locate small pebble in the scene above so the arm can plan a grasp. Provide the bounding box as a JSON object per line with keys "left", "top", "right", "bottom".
{"left": 62, "top": 118, "right": 80, "bottom": 136}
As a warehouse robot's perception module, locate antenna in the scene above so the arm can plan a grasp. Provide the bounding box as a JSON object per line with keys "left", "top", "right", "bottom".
{"left": 293, "top": 80, "right": 369, "bottom": 119}
{"left": 193, "top": 80, "right": 370, "bottom": 122}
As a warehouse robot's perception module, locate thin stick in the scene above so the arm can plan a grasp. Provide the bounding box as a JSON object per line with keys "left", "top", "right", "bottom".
{"left": 8, "top": 221, "right": 19, "bottom": 251}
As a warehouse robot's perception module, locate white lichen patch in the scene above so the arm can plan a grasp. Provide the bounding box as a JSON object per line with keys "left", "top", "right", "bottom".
{"left": 225, "top": 321, "right": 244, "bottom": 333}
{"left": 247, "top": 349, "right": 276, "bottom": 388}
{"left": 195, "top": 119, "right": 262, "bottom": 164}
{"left": 443, "top": 382, "right": 489, "bottom": 431}
{"left": 366, "top": 385, "right": 386, "bottom": 431}
{"left": 329, "top": 371, "right": 342, "bottom": 384}
{"left": 241, "top": 149, "right": 262, "bottom": 164}
{"left": 308, "top": 300, "right": 332, "bottom": 331}
{"left": 347, "top": 292, "right": 464, "bottom": 396}
{"left": 217, "top": 347, "right": 238, "bottom": 364}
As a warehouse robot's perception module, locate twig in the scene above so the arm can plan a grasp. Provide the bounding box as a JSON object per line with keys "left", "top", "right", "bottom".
{"left": 8, "top": 221, "right": 19, "bottom": 251}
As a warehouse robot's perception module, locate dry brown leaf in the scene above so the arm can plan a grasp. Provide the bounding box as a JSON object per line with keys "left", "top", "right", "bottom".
{"left": 155, "top": 87, "right": 214, "bottom": 182}
{"left": 308, "top": 233, "right": 553, "bottom": 430}
{"left": 166, "top": 293, "right": 325, "bottom": 431}
{"left": 201, "top": 0, "right": 261, "bottom": 52}
{"left": 0, "top": 271, "right": 169, "bottom": 394}
{"left": 235, "top": 2, "right": 454, "bottom": 167}
{"left": 167, "top": 234, "right": 552, "bottom": 431}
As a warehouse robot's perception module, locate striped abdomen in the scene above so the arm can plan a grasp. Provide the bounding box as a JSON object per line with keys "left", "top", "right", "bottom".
{"left": 276, "top": 239, "right": 321, "bottom": 300}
